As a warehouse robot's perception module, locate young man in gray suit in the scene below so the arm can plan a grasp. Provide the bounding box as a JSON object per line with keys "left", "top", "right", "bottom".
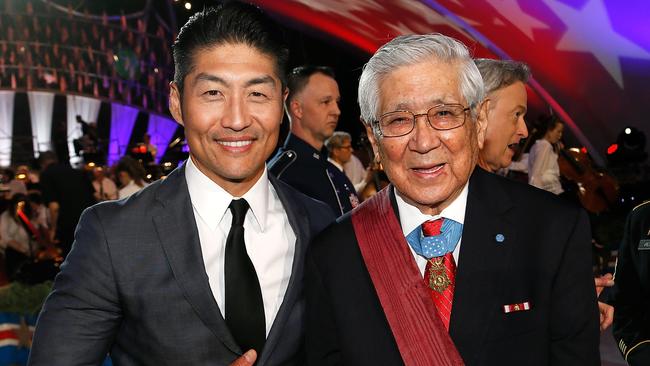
{"left": 29, "top": 3, "right": 334, "bottom": 365}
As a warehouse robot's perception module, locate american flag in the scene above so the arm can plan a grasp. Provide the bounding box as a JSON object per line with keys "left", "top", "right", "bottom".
{"left": 252, "top": 0, "right": 650, "bottom": 164}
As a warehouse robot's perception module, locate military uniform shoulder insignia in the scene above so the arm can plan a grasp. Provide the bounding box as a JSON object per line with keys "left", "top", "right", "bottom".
{"left": 638, "top": 239, "right": 650, "bottom": 250}
{"left": 619, "top": 339, "right": 628, "bottom": 354}
{"left": 632, "top": 200, "right": 650, "bottom": 212}
{"left": 269, "top": 150, "right": 297, "bottom": 178}
{"left": 624, "top": 340, "right": 650, "bottom": 362}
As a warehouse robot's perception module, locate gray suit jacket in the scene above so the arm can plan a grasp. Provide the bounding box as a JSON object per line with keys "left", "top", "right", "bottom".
{"left": 29, "top": 164, "right": 335, "bottom": 365}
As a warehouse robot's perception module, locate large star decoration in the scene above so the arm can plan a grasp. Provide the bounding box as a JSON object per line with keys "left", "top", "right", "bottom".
{"left": 486, "top": 0, "right": 549, "bottom": 40}
{"left": 544, "top": 0, "right": 650, "bottom": 88}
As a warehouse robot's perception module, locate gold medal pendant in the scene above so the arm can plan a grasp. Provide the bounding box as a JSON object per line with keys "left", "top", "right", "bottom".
{"left": 427, "top": 257, "right": 451, "bottom": 293}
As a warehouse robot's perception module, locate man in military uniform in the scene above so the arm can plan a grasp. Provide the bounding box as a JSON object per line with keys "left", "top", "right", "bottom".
{"left": 612, "top": 201, "right": 650, "bottom": 365}
{"left": 269, "top": 66, "right": 358, "bottom": 216}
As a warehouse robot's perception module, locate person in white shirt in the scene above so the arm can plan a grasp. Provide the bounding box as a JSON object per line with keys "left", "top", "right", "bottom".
{"left": 30, "top": 3, "right": 335, "bottom": 366}
{"left": 115, "top": 156, "right": 149, "bottom": 199}
{"left": 0, "top": 193, "right": 48, "bottom": 278}
{"left": 0, "top": 194, "right": 36, "bottom": 256}
{"left": 528, "top": 117, "right": 564, "bottom": 195}
{"left": 91, "top": 166, "right": 118, "bottom": 201}
{"left": 344, "top": 154, "right": 367, "bottom": 188}
{"left": 325, "top": 131, "right": 372, "bottom": 194}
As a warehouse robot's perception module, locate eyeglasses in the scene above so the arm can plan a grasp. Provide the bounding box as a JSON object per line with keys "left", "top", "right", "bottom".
{"left": 374, "top": 104, "right": 470, "bottom": 138}
{"left": 337, "top": 145, "right": 353, "bottom": 150}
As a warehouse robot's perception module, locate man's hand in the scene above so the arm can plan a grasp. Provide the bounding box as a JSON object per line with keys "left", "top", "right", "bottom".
{"left": 598, "top": 301, "right": 614, "bottom": 332}
{"left": 595, "top": 273, "right": 614, "bottom": 297}
{"left": 229, "top": 350, "right": 257, "bottom": 366}
{"left": 595, "top": 274, "right": 615, "bottom": 332}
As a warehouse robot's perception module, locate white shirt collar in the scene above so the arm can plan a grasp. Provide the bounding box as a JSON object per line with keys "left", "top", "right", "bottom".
{"left": 185, "top": 157, "right": 270, "bottom": 232}
{"left": 328, "top": 158, "right": 344, "bottom": 172}
{"left": 395, "top": 182, "right": 469, "bottom": 237}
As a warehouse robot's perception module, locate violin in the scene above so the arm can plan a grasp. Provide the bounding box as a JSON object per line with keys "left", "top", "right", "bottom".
{"left": 15, "top": 201, "right": 63, "bottom": 263}
{"left": 557, "top": 146, "right": 619, "bottom": 214}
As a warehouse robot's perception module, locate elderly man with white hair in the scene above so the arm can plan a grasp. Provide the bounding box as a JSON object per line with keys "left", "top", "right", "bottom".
{"left": 305, "top": 33, "right": 599, "bottom": 366}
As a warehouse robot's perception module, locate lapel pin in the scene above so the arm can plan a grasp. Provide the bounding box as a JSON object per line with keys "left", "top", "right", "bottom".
{"left": 495, "top": 233, "right": 505, "bottom": 243}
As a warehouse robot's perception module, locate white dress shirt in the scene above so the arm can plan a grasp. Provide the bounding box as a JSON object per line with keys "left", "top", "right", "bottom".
{"left": 185, "top": 158, "right": 296, "bottom": 335}
{"left": 328, "top": 158, "right": 344, "bottom": 172}
{"left": 395, "top": 183, "right": 469, "bottom": 275}
{"left": 332, "top": 156, "right": 369, "bottom": 194}
{"left": 118, "top": 180, "right": 148, "bottom": 199}
{"left": 0, "top": 210, "right": 32, "bottom": 255}
{"left": 93, "top": 177, "right": 118, "bottom": 201}
{"left": 528, "top": 139, "right": 563, "bottom": 195}
{"left": 344, "top": 154, "right": 367, "bottom": 192}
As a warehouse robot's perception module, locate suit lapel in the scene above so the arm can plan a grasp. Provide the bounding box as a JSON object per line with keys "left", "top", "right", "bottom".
{"left": 152, "top": 164, "right": 240, "bottom": 354}
{"left": 449, "top": 168, "right": 518, "bottom": 363}
{"left": 257, "top": 175, "right": 311, "bottom": 365}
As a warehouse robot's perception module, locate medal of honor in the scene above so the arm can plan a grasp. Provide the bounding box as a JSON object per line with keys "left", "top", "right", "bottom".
{"left": 427, "top": 257, "right": 451, "bottom": 292}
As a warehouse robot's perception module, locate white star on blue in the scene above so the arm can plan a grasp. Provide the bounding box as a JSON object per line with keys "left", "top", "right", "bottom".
{"left": 406, "top": 219, "right": 463, "bottom": 259}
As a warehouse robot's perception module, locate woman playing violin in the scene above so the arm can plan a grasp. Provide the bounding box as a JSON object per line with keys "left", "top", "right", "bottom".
{"left": 528, "top": 118, "right": 564, "bottom": 195}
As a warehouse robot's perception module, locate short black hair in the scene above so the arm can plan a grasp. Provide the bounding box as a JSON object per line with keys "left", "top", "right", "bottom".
{"left": 172, "top": 1, "right": 289, "bottom": 93}
{"left": 116, "top": 156, "right": 148, "bottom": 186}
{"left": 286, "top": 65, "right": 336, "bottom": 105}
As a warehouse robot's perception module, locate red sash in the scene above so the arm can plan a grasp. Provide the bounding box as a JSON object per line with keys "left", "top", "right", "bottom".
{"left": 351, "top": 186, "right": 464, "bottom": 366}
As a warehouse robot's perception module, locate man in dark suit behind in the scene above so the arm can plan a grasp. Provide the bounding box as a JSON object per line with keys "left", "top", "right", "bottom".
{"left": 38, "top": 150, "right": 96, "bottom": 257}
{"left": 473, "top": 58, "right": 615, "bottom": 332}
{"left": 305, "top": 33, "right": 599, "bottom": 365}
{"left": 29, "top": 3, "right": 334, "bottom": 365}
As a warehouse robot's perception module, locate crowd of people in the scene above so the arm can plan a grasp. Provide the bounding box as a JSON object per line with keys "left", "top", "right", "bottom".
{"left": 0, "top": 153, "right": 152, "bottom": 286}
{"left": 0, "top": 0, "right": 172, "bottom": 113}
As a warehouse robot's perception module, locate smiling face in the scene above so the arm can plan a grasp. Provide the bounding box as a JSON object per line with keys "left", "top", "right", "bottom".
{"left": 169, "top": 43, "right": 286, "bottom": 196}
{"left": 479, "top": 81, "right": 528, "bottom": 172}
{"left": 367, "top": 60, "right": 486, "bottom": 215}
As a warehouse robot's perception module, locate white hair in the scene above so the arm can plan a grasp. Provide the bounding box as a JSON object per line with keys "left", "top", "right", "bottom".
{"left": 358, "top": 33, "right": 485, "bottom": 130}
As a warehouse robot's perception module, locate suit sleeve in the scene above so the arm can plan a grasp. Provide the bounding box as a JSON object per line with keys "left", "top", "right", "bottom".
{"left": 29, "top": 207, "right": 122, "bottom": 365}
{"left": 612, "top": 208, "right": 650, "bottom": 365}
{"left": 305, "top": 241, "right": 342, "bottom": 366}
{"left": 549, "top": 207, "right": 600, "bottom": 365}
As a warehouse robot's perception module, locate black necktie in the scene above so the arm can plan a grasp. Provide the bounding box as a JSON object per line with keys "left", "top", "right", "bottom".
{"left": 224, "top": 199, "right": 266, "bottom": 354}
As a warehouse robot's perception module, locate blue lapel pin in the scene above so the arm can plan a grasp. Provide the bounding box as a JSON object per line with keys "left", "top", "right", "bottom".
{"left": 495, "top": 233, "right": 505, "bottom": 243}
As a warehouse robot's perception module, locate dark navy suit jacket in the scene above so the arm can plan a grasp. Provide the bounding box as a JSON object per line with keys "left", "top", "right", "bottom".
{"left": 306, "top": 168, "right": 600, "bottom": 366}
{"left": 269, "top": 133, "right": 357, "bottom": 216}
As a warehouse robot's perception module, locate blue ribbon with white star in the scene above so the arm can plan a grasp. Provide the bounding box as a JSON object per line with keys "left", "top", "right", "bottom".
{"left": 405, "top": 218, "right": 463, "bottom": 259}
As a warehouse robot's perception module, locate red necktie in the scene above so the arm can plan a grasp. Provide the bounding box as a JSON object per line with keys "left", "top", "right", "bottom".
{"left": 422, "top": 219, "right": 456, "bottom": 331}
